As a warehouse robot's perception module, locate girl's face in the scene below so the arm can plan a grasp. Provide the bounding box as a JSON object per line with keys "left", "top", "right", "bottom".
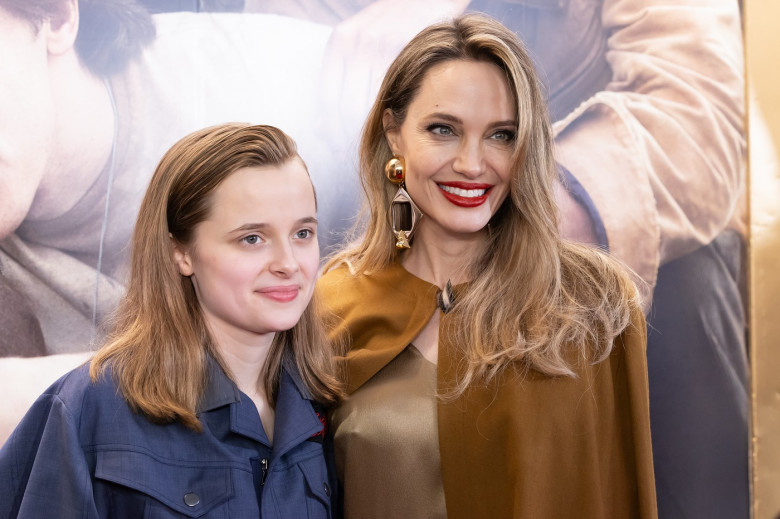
{"left": 173, "top": 158, "right": 320, "bottom": 346}
{"left": 384, "top": 59, "right": 517, "bottom": 242}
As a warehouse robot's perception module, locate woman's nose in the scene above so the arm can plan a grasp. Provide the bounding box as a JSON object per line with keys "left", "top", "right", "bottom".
{"left": 452, "top": 138, "right": 486, "bottom": 178}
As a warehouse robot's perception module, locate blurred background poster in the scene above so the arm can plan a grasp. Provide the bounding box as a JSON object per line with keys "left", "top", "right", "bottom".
{"left": 0, "top": 0, "right": 767, "bottom": 517}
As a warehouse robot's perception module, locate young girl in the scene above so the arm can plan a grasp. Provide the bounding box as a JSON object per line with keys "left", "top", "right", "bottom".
{"left": 0, "top": 123, "right": 343, "bottom": 518}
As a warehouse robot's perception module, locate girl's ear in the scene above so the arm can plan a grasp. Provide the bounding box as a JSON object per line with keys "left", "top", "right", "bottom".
{"left": 45, "top": 0, "right": 79, "bottom": 56}
{"left": 170, "top": 235, "right": 194, "bottom": 277}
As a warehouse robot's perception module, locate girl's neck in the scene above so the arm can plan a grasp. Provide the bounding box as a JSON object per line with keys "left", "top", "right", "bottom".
{"left": 214, "top": 328, "right": 277, "bottom": 443}
{"left": 212, "top": 328, "right": 275, "bottom": 395}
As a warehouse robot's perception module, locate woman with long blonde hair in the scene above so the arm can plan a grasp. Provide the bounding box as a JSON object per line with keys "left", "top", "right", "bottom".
{"left": 319, "top": 13, "right": 656, "bottom": 518}
{"left": 1, "top": 123, "right": 343, "bottom": 518}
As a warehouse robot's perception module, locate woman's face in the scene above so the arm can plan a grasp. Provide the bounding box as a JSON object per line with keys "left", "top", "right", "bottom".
{"left": 384, "top": 59, "right": 517, "bottom": 241}
{"left": 173, "top": 158, "right": 320, "bottom": 346}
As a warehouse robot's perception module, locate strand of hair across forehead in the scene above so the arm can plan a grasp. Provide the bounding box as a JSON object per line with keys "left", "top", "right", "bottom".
{"left": 91, "top": 77, "right": 119, "bottom": 341}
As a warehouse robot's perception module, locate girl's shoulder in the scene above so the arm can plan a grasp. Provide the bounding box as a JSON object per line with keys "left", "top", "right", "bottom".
{"left": 37, "top": 362, "right": 128, "bottom": 423}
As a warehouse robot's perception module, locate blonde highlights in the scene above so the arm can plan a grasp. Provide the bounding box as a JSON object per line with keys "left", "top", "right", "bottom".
{"left": 326, "top": 14, "right": 640, "bottom": 395}
{"left": 91, "top": 123, "right": 342, "bottom": 431}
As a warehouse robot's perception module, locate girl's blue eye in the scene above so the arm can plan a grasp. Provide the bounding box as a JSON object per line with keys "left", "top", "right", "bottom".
{"left": 243, "top": 235, "right": 261, "bottom": 245}
{"left": 295, "top": 229, "right": 313, "bottom": 239}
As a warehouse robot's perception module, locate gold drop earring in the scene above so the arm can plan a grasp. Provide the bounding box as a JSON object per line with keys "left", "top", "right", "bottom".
{"left": 384, "top": 156, "right": 422, "bottom": 249}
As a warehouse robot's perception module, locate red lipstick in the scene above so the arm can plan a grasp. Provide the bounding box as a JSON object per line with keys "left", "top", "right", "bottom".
{"left": 437, "top": 182, "right": 492, "bottom": 208}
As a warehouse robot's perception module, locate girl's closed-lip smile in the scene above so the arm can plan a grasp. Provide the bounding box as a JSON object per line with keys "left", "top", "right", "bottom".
{"left": 258, "top": 285, "right": 299, "bottom": 303}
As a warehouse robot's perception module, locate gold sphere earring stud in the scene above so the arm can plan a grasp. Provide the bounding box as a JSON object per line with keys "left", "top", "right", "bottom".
{"left": 385, "top": 157, "right": 405, "bottom": 184}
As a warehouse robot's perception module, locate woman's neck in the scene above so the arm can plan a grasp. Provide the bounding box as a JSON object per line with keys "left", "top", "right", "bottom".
{"left": 401, "top": 224, "right": 488, "bottom": 288}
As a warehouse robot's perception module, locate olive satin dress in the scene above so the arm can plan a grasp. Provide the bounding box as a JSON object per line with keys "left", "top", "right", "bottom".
{"left": 331, "top": 345, "right": 447, "bottom": 518}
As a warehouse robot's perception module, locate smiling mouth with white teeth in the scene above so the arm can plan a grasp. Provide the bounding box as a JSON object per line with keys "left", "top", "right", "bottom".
{"left": 438, "top": 185, "right": 488, "bottom": 198}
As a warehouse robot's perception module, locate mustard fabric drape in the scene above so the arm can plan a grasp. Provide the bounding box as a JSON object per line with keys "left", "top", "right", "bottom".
{"left": 318, "top": 261, "right": 657, "bottom": 519}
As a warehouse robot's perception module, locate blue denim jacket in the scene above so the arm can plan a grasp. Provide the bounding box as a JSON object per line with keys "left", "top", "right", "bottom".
{"left": 0, "top": 358, "right": 337, "bottom": 518}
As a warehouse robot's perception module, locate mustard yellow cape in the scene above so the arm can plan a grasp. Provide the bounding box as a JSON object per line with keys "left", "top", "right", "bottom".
{"left": 318, "top": 261, "right": 657, "bottom": 519}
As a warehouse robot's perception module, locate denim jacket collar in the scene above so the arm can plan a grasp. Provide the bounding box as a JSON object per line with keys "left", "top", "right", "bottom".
{"left": 198, "top": 355, "right": 324, "bottom": 456}
{"left": 198, "top": 355, "right": 315, "bottom": 412}
{"left": 198, "top": 356, "right": 243, "bottom": 413}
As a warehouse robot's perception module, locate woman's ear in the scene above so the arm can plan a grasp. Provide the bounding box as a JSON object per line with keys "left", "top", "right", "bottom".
{"left": 170, "top": 235, "right": 194, "bottom": 277}
{"left": 382, "top": 108, "right": 401, "bottom": 156}
{"left": 45, "top": 0, "right": 79, "bottom": 56}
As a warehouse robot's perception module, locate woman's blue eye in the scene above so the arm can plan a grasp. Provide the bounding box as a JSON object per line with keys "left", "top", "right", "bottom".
{"left": 243, "top": 235, "right": 261, "bottom": 245}
{"left": 429, "top": 124, "right": 453, "bottom": 136}
{"left": 295, "top": 229, "right": 313, "bottom": 239}
{"left": 492, "top": 130, "right": 516, "bottom": 142}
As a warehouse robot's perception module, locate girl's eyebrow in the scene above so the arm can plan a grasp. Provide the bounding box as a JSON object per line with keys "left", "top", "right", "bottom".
{"left": 229, "top": 216, "right": 318, "bottom": 234}
{"left": 230, "top": 223, "right": 269, "bottom": 234}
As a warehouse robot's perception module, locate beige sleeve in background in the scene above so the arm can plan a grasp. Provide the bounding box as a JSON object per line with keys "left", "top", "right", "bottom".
{"left": 554, "top": 0, "right": 745, "bottom": 293}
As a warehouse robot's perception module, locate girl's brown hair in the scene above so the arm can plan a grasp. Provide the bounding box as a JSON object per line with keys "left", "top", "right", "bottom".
{"left": 326, "top": 14, "right": 641, "bottom": 395}
{"left": 91, "top": 123, "right": 343, "bottom": 431}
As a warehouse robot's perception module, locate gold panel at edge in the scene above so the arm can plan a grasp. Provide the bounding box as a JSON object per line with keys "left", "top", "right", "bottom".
{"left": 746, "top": 0, "right": 780, "bottom": 517}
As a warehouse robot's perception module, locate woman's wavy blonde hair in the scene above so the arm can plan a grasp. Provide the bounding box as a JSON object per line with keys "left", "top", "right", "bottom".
{"left": 91, "top": 123, "right": 343, "bottom": 431}
{"left": 325, "top": 14, "right": 641, "bottom": 394}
